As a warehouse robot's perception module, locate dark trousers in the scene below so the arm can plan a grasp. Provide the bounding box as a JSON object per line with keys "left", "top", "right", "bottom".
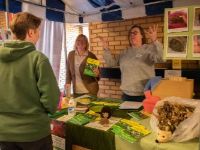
{"left": 0, "top": 135, "right": 53, "bottom": 150}
{"left": 122, "top": 93, "right": 145, "bottom": 102}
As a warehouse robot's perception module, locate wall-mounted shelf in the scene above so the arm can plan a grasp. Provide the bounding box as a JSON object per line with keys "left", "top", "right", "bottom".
{"left": 100, "top": 67, "right": 200, "bottom": 99}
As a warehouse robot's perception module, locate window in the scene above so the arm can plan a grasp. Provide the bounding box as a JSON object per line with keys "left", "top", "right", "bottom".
{"left": 58, "top": 23, "right": 89, "bottom": 91}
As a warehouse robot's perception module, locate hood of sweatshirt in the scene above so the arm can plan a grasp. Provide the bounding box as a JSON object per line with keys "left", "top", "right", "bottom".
{"left": 0, "top": 41, "right": 35, "bottom": 62}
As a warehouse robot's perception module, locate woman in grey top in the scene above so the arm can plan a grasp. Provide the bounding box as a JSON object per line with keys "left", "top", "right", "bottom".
{"left": 101, "top": 24, "right": 163, "bottom": 101}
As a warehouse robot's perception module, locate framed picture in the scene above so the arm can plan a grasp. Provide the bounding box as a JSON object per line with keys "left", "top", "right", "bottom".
{"left": 166, "top": 35, "right": 188, "bottom": 58}
{"left": 192, "top": 34, "right": 200, "bottom": 57}
{"left": 0, "top": 29, "right": 4, "bottom": 45}
{"left": 193, "top": 7, "right": 200, "bottom": 30}
{"left": 5, "top": 29, "right": 12, "bottom": 40}
{"left": 167, "top": 8, "right": 188, "bottom": 33}
{"left": 0, "top": 28, "right": 12, "bottom": 43}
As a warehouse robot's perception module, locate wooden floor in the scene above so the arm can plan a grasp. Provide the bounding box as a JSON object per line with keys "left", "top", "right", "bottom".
{"left": 72, "top": 145, "right": 90, "bottom": 150}
{"left": 54, "top": 145, "right": 89, "bottom": 150}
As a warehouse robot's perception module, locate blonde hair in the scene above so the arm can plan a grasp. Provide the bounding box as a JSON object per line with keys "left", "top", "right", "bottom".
{"left": 10, "top": 12, "right": 41, "bottom": 40}
{"left": 74, "top": 34, "right": 89, "bottom": 51}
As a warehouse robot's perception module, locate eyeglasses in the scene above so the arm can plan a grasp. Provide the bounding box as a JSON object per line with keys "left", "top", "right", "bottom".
{"left": 130, "top": 31, "right": 140, "bottom": 36}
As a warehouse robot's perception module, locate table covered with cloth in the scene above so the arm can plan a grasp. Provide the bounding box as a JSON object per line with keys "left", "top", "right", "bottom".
{"left": 51, "top": 98, "right": 199, "bottom": 150}
{"left": 115, "top": 118, "right": 199, "bottom": 150}
{"left": 64, "top": 118, "right": 199, "bottom": 150}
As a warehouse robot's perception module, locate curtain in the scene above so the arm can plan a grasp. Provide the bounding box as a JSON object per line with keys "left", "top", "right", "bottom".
{"left": 36, "top": 20, "right": 67, "bottom": 89}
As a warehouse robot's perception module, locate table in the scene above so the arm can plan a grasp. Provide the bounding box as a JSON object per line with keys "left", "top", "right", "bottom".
{"left": 115, "top": 119, "right": 200, "bottom": 150}
{"left": 51, "top": 106, "right": 199, "bottom": 150}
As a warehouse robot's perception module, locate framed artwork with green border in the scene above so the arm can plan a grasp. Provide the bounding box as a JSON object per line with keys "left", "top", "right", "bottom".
{"left": 192, "top": 34, "right": 200, "bottom": 57}
{"left": 167, "top": 7, "right": 188, "bottom": 33}
{"left": 164, "top": 6, "right": 200, "bottom": 60}
{"left": 193, "top": 7, "right": 200, "bottom": 30}
{"left": 166, "top": 34, "right": 188, "bottom": 58}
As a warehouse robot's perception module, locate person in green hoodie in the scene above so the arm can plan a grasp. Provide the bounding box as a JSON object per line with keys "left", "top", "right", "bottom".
{"left": 0, "top": 12, "right": 60, "bottom": 150}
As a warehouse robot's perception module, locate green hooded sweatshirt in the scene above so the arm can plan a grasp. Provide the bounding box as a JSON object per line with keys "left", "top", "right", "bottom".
{"left": 0, "top": 41, "right": 60, "bottom": 142}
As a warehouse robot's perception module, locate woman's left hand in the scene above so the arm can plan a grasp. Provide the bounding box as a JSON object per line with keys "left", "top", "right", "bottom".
{"left": 146, "top": 24, "right": 158, "bottom": 42}
{"left": 93, "top": 67, "right": 100, "bottom": 77}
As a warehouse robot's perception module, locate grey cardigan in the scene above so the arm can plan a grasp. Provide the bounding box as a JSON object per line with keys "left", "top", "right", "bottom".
{"left": 103, "top": 40, "right": 163, "bottom": 96}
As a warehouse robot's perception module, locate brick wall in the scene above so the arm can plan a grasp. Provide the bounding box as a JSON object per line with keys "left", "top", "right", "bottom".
{"left": 89, "top": 15, "right": 199, "bottom": 98}
{"left": 0, "top": 11, "right": 6, "bottom": 28}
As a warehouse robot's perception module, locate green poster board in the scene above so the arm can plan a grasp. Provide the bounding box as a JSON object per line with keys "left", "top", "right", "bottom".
{"left": 164, "top": 6, "right": 200, "bottom": 60}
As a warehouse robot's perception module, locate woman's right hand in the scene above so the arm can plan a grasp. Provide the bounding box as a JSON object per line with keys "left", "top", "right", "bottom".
{"left": 65, "top": 84, "right": 71, "bottom": 97}
{"left": 65, "top": 84, "right": 71, "bottom": 88}
{"left": 93, "top": 67, "right": 100, "bottom": 77}
{"left": 145, "top": 24, "right": 158, "bottom": 42}
{"left": 98, "top": 36, "right": 109, "bottom": 50}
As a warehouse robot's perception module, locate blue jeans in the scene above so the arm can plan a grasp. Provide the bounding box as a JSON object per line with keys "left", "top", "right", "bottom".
{"left": 122, "top": 93, "right": 144, "bottom": 102}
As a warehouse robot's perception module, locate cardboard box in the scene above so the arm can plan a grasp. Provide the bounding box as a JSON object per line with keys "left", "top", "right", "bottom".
{"left": 152, "top": 78, "right": 194, "bottom": 99}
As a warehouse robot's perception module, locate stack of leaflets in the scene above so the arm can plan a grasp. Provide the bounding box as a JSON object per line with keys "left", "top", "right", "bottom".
{"left": 85, "top": 117, "right": 121, "bottom": 131}
{"left": 76, "top": 97, "right": 91, "bottom": 105}
{"left": 75, "top": 95, "right": 95, "bottom": 113}
{"left": 119, "top": 101, "right": 143, "bottom": 110}
{"left": 75, "top": 94, "right": 96, "bottom": 103}
{"left": 56, "top": 114, "right": 73, "bottom": 122}
{"left": 75, "top": 106, "right": 89, "bottom": 113}
{"left": 83, "top": 58, "right": 100, "bottom": 77}
{"left": 90, "top": 101, "right": 120, "bottom": 107}
{"left": 110, "top": 119, "right": 151, "bottom": 143}
{"left": 67, "top": 113, "right": 96, "bottom": 125}
{"left": 128, "top": 111, "right": 150, "bottom": 121}
{"left": 48, "top": 109, "right": 67, "bottom": 119}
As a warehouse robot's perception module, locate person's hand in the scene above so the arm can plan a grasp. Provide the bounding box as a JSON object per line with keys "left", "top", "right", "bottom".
{"left": 65, "top": 84, "right": 71, "bottom": 88}
{"left": 98, "top": 36, "right": 109, "bottom": 50}
{"left": 93, "top": 67, "right": 100, "bottom": 77}
{"left": 65, "top": 84, "right": 71, "bottom": 97}
{"left": 146, "top": 24, "right": 158, "bottom": 42}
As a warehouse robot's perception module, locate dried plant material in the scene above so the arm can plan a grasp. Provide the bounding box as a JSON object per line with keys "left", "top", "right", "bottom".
{"left": 157, "top": 101, "right": 195, "bottom": 133}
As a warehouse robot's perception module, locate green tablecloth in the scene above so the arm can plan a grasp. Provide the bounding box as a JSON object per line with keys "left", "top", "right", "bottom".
{"left": 64, "top": 115, "right": 199, "bottom": 150}
{"left": 51, "top": 100, "right": 199, "bottom": 150}
{"left": 115, "top": 119, "right": 200, "bottom": 150}
{"left": 65, "top": 122, "right": 115, "bottom": 150}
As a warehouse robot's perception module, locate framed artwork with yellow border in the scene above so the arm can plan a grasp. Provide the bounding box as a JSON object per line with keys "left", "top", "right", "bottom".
{"left": 164, "top": 6, "right": 200, "bottom": 60}
{"left": 193, "top": 7, "right": 200, "bottom": 30}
